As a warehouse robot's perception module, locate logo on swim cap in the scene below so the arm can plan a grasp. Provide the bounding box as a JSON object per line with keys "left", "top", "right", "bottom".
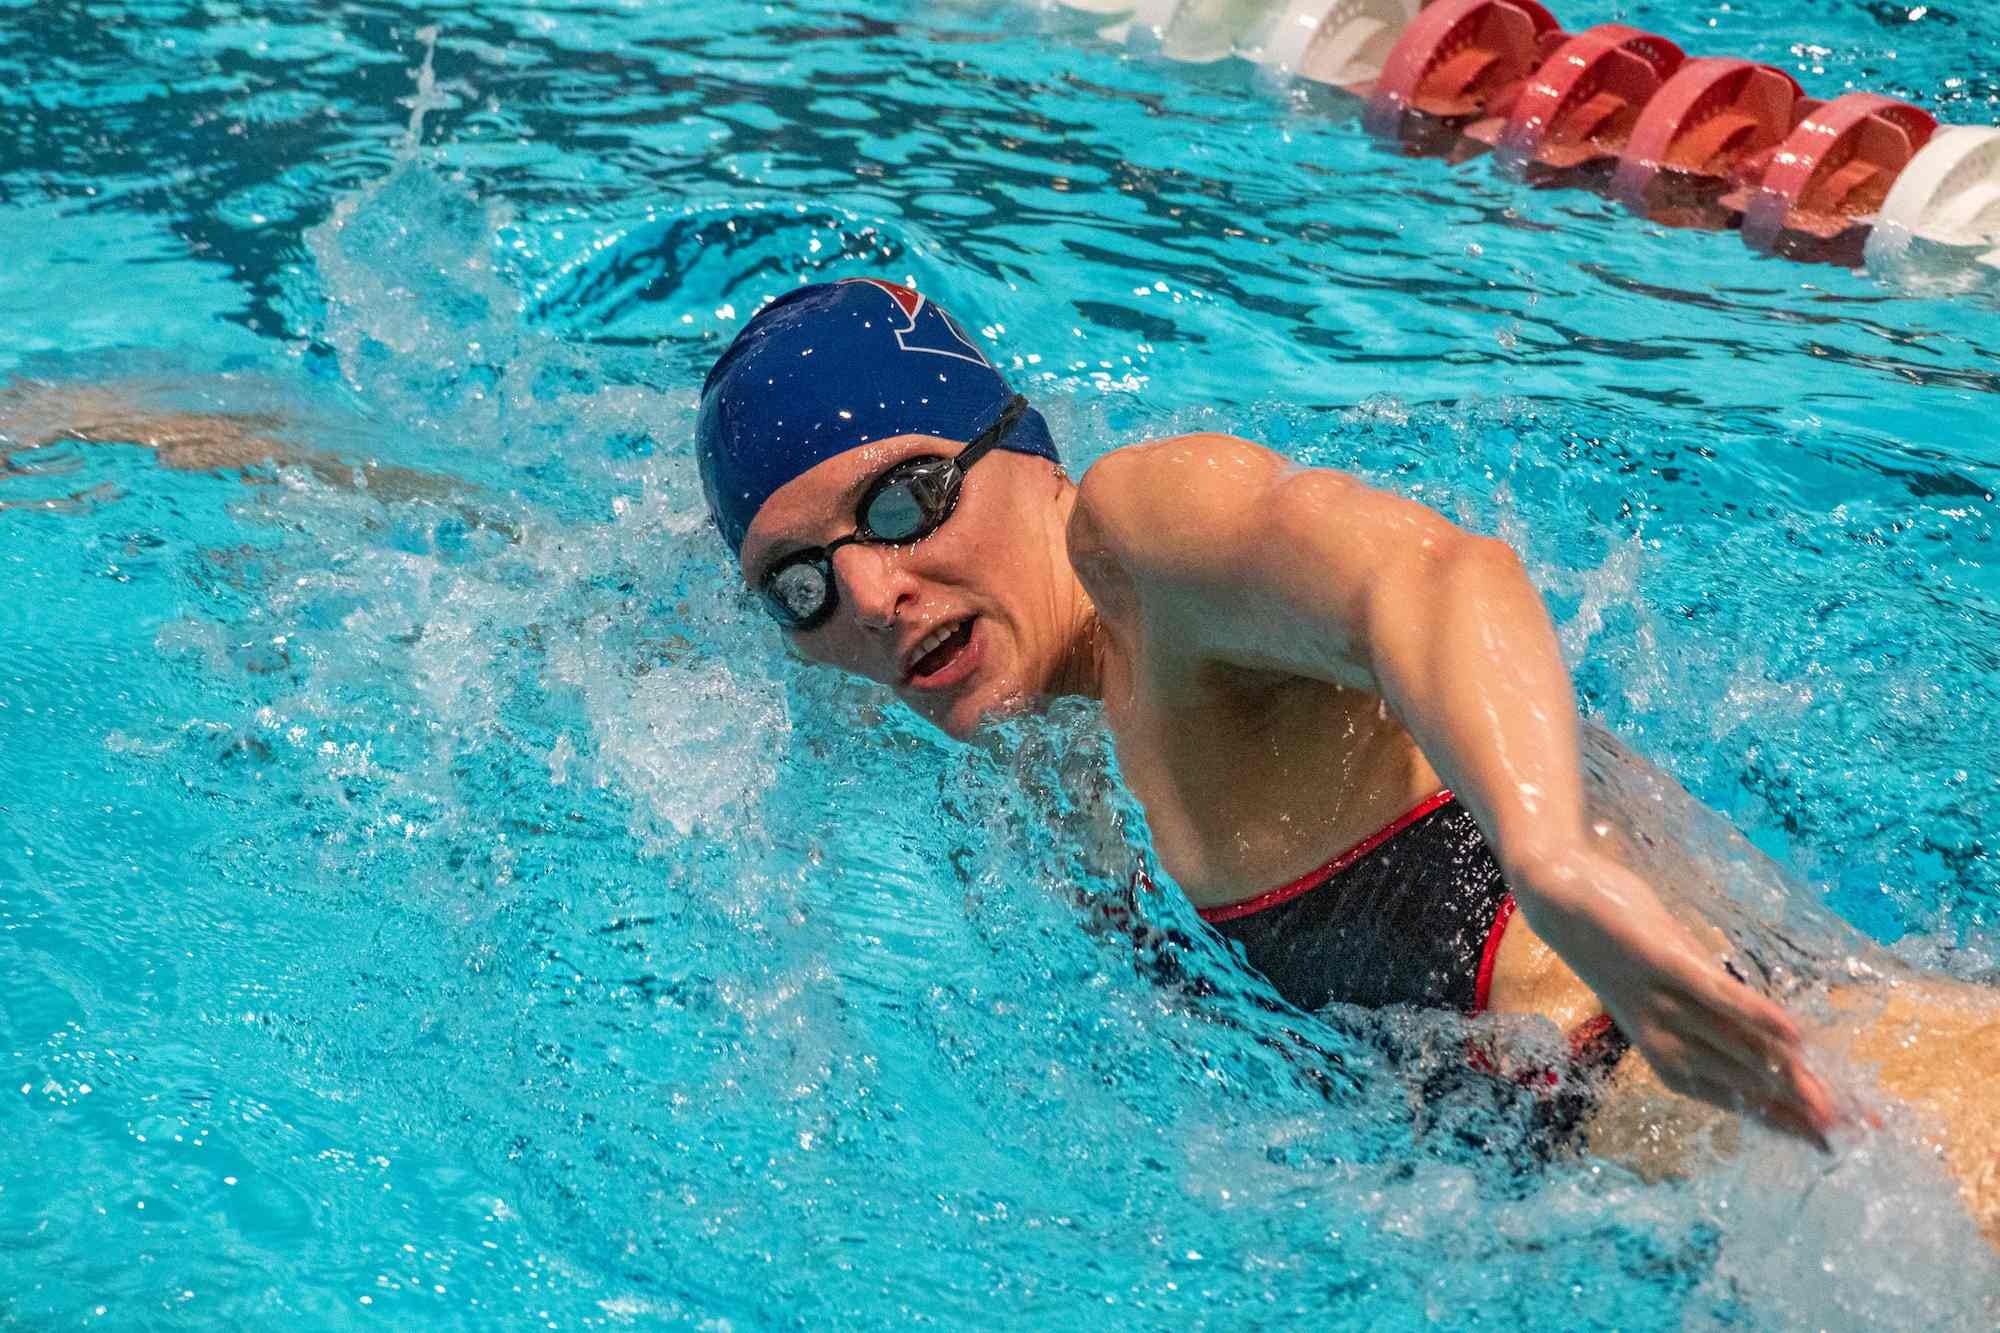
{"left": 839, "top": 278, "right": 990, "bottom": 367}
{"left": 695, "top": 278, "right": 1060, "bottom": 555}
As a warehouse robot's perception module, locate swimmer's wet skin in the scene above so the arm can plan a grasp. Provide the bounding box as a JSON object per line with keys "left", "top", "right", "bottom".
{"left": 0, "top": 381, "right": 510, "bottom": 530}
{"left": 697, "top": 278, "right": 2000, "bottom": 1235}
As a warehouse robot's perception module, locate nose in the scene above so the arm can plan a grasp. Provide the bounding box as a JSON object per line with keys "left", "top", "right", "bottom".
{"left": 831, "top": 542, "right": 914, "bottom": 631}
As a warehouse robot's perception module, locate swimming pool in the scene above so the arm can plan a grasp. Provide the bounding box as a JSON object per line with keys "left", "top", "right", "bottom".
{"left": 4, "top": 0, "right": 1999, "bottom": 1325}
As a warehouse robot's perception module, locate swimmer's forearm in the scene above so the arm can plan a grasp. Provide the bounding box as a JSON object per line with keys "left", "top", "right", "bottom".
{"left": 0, "top": 380, "right": 508, "bottom": 531}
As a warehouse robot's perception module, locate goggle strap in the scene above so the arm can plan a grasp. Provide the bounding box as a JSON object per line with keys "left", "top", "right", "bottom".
{"left": 952, "top": 395, "right": 1028, "bottom": 472}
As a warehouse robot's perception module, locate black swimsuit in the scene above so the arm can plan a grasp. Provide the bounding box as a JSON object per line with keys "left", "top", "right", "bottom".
{"left": 1197, "top": 791, "right": 1632, "bottom": 1134}
{"left": 1199, "top": 792, "right": 1516, "bottom": 1014}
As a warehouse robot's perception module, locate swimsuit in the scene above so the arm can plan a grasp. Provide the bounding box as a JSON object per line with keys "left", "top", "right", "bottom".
{"left": 1198, "top": 791, "right": 1516, "bottom": 1015}
{"left": 1197, "top": 791, "right": 1632, "bottom": 1137}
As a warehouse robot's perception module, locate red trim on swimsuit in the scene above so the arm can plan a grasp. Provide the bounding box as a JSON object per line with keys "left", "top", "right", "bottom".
{"left": 1465, "top": 1012, "right": 1625, "bottom": 1088}
{"left": 1189, "top": 787, "right": 1627, "bottom": 1089}
{"left": 1196, "top": 788, "right": 1459, "bottom": 925}
{"left": 1472, "top": 892, "right": 1516, "bottom": 1015}
{"left": 1566, "top": 1012, "right": 1618, "bottom": 1057}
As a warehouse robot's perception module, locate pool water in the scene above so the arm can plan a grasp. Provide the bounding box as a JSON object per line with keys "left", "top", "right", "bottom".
{"left": 4, "top": 0, "right": 2000, "bottom": 1326}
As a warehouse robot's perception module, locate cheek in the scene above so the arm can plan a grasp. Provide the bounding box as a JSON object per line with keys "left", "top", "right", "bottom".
{"left": 959, "top": 515, "right": 1051, "bottom": 619}
{"left": 795, "top": 624, "right": 871, "bottom": 676}
{"left": 934, "top": 499, "right": 1019, "bottom": 592}
{"left": 792, "top": 624, "right": 856, "bottom": 664}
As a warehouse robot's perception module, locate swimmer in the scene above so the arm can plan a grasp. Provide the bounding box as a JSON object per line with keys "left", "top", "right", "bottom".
{"left": 696, "top": 278, "right": 2000, "bottom": 1241}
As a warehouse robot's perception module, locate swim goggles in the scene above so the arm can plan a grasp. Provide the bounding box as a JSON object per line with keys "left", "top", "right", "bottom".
{"left": 758, "top": 395, "right": 1030, "bottom": 631}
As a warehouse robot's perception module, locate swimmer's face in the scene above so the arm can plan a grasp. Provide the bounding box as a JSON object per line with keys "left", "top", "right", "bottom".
{"left": 740, "top": 435, "right": 1073, "bottom": 740}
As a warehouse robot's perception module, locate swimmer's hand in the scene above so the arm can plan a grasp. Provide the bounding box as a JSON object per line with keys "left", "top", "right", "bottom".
{"left": 1509, "top": 846, "right": 1843, "bottom": 1148}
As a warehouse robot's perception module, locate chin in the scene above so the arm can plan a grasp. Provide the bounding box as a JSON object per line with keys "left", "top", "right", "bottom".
{"left": 900, "top": 623, "right": 1039, "bottom": 740}
{"left": 930, "top": 680, "right": 1029, "bottom": 742}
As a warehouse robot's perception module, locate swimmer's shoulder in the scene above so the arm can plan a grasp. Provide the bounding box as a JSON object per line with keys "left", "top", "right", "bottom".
{"left": 1067, "top": 432, "right": 1363, "bottom": 600}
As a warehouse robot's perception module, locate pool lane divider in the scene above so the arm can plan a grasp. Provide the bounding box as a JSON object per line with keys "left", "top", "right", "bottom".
{"left": 1360, "top": 0, "right": 1565, "bottom": 162}
{"left": 1048, "top": 0, "right": 2000, "bottom": 283}
{"left": 1482, "top": 24, "right": 1686, "bottom": 184}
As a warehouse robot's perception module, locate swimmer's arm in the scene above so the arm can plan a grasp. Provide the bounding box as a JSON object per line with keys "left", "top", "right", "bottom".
{"left": 0, "top": 380, "right": 509, "bottom": 529}
{"left": 1072, "top": 433, "right": 1840, "bottom": 1141}
{"left": 0, "top": 382, "right": 296, "bottom": 472}
{"left": 1073, "top": 434, "right": 1586, "bottom": 859}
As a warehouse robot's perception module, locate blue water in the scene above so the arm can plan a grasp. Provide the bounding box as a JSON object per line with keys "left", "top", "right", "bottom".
{"left": 4, "top": 0, "right": 2000, "bottom": 1326}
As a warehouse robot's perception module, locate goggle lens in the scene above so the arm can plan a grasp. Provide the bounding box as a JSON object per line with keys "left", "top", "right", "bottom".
{"left": 861, "top": 459, "right": 957, "bottom": 542}
{"left": 766, "top": 560, "right": 832, "bottom": 625}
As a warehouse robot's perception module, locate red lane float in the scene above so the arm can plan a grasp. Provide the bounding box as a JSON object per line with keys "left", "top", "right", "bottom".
{"left": 1609, "top": 58, "right": 1812, "bottom": 227}
{"left": 1728, "top": 92, "right": 1938, "bottom": 264}
{"left": 1470, "top": 24, "right": 1684, "bottom": 183}
{"left": 1363, "top": 0, "right": 1565, "bottom": 159}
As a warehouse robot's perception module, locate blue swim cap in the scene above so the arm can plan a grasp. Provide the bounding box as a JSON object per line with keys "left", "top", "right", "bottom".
{"left": 696, "top": 278, "right": 1059, "bottom": 553}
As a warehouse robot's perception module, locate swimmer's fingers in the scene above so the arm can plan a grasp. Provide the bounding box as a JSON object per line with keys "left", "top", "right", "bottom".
{"left": 1512, "top": 852, "right": 1843, "bottom": 1142}
{"left": 1752, "top": 1096, "right": 1833, "bottom": 1150}
{"left": 1598, "top": 909, "right": 1825, "bottom": 1107}
{"left": 1670, "top": 1069, "right": 1830, "bottom": 1150}
{"left": 1676, "top": 1032, "right": 1838, "bottom": 1149}
{"left": 1612, "top": 958, "right": 1825, "bottom": 1139}
{"left": 1650, "top": 989, "right": 1841, "bottom": 1147}
{"left": 1676, "top": 963, "right": 1845, "bottom": 1138}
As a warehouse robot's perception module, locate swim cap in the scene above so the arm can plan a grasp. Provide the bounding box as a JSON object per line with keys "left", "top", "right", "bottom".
{"left": 696, "top": 278, "right": 1059, "bottom": 553}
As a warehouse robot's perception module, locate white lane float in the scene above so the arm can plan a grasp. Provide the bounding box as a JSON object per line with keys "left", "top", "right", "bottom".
{"left": 1865, "top": 125, "right": 2000, "bottom": 281}
{"left": 1127, "top": 0, "right": 1284, "bottom": 63}
{"left": 1248, "top": 0, "right": 1424, "bottom": 92}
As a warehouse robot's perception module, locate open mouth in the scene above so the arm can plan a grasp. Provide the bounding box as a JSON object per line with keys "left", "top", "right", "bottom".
{"left": 905, "top": 616, "right": 976, "bottom": 687}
